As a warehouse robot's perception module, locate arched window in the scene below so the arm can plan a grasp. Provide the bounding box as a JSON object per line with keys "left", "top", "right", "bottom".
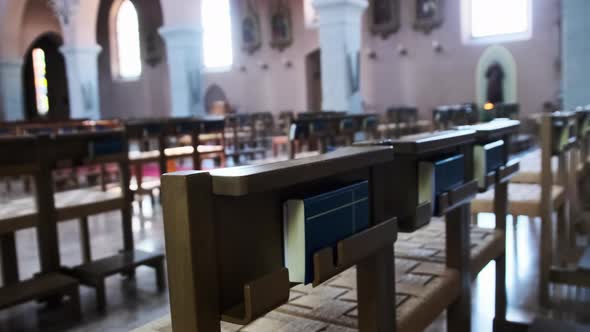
{"left": 32, "top": 48, "right": 50, "bottom": 116}
{"left": 201, "top": 0, "right": 233, "bottom": 70}
{"left": 462, "top": 0, "right": 531, "bottom": 44}
{"left": 113, "top": 0, "right": 142, "bottom": 79}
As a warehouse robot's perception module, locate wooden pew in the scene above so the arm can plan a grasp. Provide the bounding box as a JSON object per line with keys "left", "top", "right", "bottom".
{"left": 380, "top": 107, "right": 431, "bottom": 138}
{"left": 359, "top": 129, "right": 480, "bottom": 332}
{"left": 225, "top": 113, "right": 268, "bottom": 164}
{"left": 41, "top": 130, "right": 165, "bottom": 311}
{"left": 158, "top": 147, "right": 398, "bottom": 331}
{"left": 126, "top": 117, "right": 226, "bottom": 202}
{"left": 433, "top": 104, "right": 478, "bottom": 131}
{"left": 0, "top": 135, "right": 81, "bottom": 320}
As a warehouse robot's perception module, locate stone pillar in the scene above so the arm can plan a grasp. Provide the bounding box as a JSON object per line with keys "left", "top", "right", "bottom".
{"left": 159, "top": 25, "right": 204, "bottom": 117}
{"left": 0, "top": 60, "right": 25, "bottom": 121}
{"left": 563, "top": 0, "right": 590, "bottom": 109}
{"left": 313, "top": 0, "right": 367, "bottom": 114}
{"left": 60, "top": 46, "right": 102, "bottom": 119}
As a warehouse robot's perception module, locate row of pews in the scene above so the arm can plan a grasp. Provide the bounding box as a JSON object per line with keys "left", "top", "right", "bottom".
{"left": 134, "top": 118, "right": 523, "bottom": 331}
{"left": 0, "top": 130, "right": 165, "bottom": 317}
{"left": 136, "top": 108, "right": 590, "bottom": 331}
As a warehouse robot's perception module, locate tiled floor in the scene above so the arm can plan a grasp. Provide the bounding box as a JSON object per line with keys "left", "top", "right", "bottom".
{"left": 1, "top": 194, "right": 590, "bottom": 332}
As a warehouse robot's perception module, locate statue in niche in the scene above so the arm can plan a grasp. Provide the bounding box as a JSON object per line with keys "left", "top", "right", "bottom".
{"left": 413, "top": 0, "right": 443, "bottom": 34}
{"left": 370, "top": 0, "right": 400, "bottom": 39}
{"left": 486, "top": 62, "right": 505, "bottom": 104}
{"left": 242, "top": 1, "right": 261, "bottom": 54}
{"left": 270, "top": 0, "right": 293, "bottom": 51}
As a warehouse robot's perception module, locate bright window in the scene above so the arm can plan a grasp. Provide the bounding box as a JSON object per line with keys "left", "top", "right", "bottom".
{"left": 115, "top": 0, "right": 142, "bottom": 79}
{"left": 32, "top": 48, "right": 49, "bottom": 116}
{"left": 465, "top": 0, "right": 531, "bottom": 43}
{"left": 202, "top": 0, "right": 234, "bottom": 70}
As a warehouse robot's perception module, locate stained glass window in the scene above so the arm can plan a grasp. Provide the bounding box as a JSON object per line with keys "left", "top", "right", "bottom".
{"left": 32, "top": 48, "right": 49, "bottom": 116}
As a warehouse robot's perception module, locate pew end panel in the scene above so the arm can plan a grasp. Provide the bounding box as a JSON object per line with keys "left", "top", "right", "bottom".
{"left": 161, "top": 146, "right": 398, "bottom": 332}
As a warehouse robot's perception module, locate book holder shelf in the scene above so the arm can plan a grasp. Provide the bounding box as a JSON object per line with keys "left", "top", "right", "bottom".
{"left": 458, "top": 120, "right": 521, "bottom": 192}
{"left": 357, "top": 130, "right": 478, "bottom": 232}
{"left": 161, "top": 146, "right": 398, "bottom": 332}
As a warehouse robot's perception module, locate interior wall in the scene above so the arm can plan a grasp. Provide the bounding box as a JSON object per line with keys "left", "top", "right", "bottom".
{"left": 97, "top": 0, "right": 170, "bottom": 119}
{"left": 20, "top": 0, "right": 62, "bottom": 58}
{"left": 203, "top": 0, "right": 319, "bottom": 113}
{"left": 364, "top": 0, "right": 561, "bottom": 118}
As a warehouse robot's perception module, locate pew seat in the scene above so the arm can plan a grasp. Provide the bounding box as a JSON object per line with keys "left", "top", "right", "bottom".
{"left": 129, "top": 145, "right": 225, "bottom": 164}
{"left": 511, "top": 150, "right": 557, "bottom": 184}
{"left": 247, "top": 151, "right": 321, "bottom": 165}
{"left": 69, "top": 250, "right": 165, "bottom": 311}
{"left": 0, "top": 273, "right": 80, "bottom": 319}
{"left": 472, "top": 183, "right": 565, "bottom": 217}
{"left": 395, "top": 221, "right": 504, "bottom": 278}
{"left": 132, "top": 260, "right": 459, "bottom": 332}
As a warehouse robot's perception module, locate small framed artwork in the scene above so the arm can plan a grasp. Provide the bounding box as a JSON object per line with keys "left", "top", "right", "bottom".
{"left": 242, "top": 1, "right": 262, "bottom": 54}
{"left": 413, "top": 0, "right": 444, "bottom": 34}
{"left": 369, "top": 0, "right": 400, "bottom": 39}
{"left": 269, "top": 0, "right": 293, "bottom": 51}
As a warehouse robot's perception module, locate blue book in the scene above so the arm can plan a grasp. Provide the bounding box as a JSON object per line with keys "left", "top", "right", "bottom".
{"left": 419, "top": 155, "right": 465, "bottom": 214}
{"left": 283, "top": 181, "right": 370, "bottom": 284}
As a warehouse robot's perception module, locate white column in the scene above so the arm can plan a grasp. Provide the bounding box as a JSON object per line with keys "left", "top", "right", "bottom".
{"left": 313, "top": 0, "right": 367, "bottom": 114}
{"left": 563, "top": 0, "right": 590, "bottom": 109}
{"left": 159, "top": 25, "right": 204, "bottom": 117}
{"left": 60, "top": 45, "right": 102, "bottom": 119}
{"left": 0, "top": 60, "right": 25, "bottom": 121}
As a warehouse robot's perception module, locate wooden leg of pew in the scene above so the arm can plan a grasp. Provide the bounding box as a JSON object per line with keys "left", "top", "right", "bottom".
{"left": 68, "top": 284, "right": 82, "bottom": 321}
{"left": 446, "top": 203, "right": 472, "bottom": 332}
{"left": 96, "top": 278, "right": 107, "bottom": 313}
{"left": 0, "top": 233, "right": 19, "bottom": 285}
{"left": 357, "top": 247, "right": 396, "bottom": 332}
{"left": 494, "top": 181, "right": 508, "bottom": 329}
{"left": 471, "top": 213, "right": 478, "bottom": 225}
{"left": 79, "top": 217, "right": 92, "bottom": 264}
{"left": 556, "top": 204, "right": 567, "bottom": 267}
{"left": 539, "top": 211, "right": 552, "bottom": 307}
{"left": 121, "top": 206, "right": 134, "bottom": 253}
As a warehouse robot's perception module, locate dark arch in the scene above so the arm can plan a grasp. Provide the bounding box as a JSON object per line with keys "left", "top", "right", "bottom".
{"left": 485, "top": 62, "right": 505, "bottom": 104}
{"left": 204, "top": 84, "right": 229, "bottom": 114}
{"left": 22, "top": 32, "right": 70, "bottom": 121}
{"left": 305, "top": 49, "right": 322, "bottom": 112}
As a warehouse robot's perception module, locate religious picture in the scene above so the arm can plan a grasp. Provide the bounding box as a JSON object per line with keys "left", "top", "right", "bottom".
{"left": 370, "top": 0, "right": 400, "bottom": 39}
{"left": 413, "top": 0, "right": 443, "bottom": 33}
{"left": 242, "top": 2, "right": 261, "bottom": 54}
{"left": 270, "top": 0, "right": 293, "bottom": 51}
{"left": 486, "top": 62, "right": 505, "bottom": 104}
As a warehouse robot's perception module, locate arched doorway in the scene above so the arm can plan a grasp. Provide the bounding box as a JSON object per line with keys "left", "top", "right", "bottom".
{"left": 306, "top": 49, "right": 322, "bottom": 112}
{"left": 22, "top": 32, "right": 69, "bottom": 121}
{"left": 475, "top": 45, "right": 517, "bottom": 108}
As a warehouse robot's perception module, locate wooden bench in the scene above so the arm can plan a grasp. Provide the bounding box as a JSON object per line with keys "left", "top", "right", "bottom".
{"left": 44, "top": 130, "right": 165, "bottom": 312}
{"left": 0, "top": 273, "right": 80, "bottom": 319}
{"left": 0, "top": 135, "right": 81, "bottom": 320}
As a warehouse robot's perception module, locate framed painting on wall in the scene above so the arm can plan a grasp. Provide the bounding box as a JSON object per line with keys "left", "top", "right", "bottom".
{"left": 242, "top": 1, "right": 262, "bottom": 54}
{"left": 369, "top": 0, "right": 400, "bottom": 39}
{"left": 269, "top": 0, "right": 293, "bottom": 51}
{"left": 413, "top": 0, "right": 444, "bottom": 34}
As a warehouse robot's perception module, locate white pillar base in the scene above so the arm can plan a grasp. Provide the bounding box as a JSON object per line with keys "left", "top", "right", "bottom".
{"left": 0, "top": 60, "right": 25, "bottom": 121}
{"left": 60, "top": 45, "right": 102, "bottom": 120}
{"left": 159, "top": 25, "right": 204, "bottom": 117}
{"left": 313, "top": 0, "right": 368, "bottom": 114}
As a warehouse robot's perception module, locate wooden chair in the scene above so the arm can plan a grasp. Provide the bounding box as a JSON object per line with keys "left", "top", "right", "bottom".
{"left": 225, "top": 113, "right": 267, "bottom": 164}
{"left": 0, "top": 135, "right": 81, "bottom": 320}
{"left": 472, "top": 113, "right": 575, "bottom": 306}
{"left": 40, "top": 130, "right": 165, "bottom": 311}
